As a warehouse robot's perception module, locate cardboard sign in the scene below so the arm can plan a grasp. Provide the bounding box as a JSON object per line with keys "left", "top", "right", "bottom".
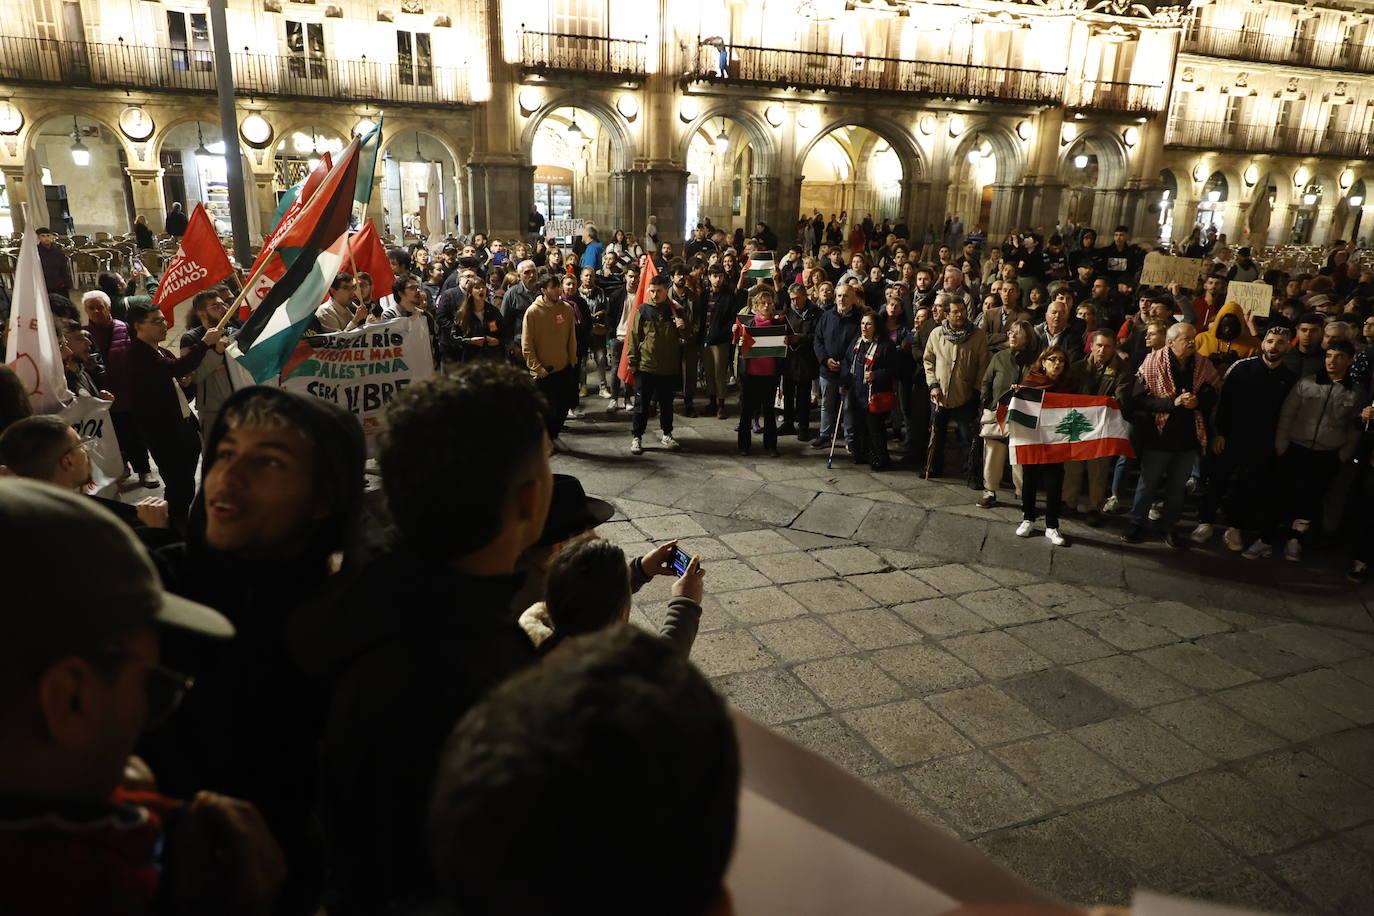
{"left": 1227, "top": 280, "right": 1273, "bottom": 318}
{"left": 1140, "top": 252, "right": 1204, "bottom": 288}
{"left": 545, "top": 218, "right": 586, "bottom": 239}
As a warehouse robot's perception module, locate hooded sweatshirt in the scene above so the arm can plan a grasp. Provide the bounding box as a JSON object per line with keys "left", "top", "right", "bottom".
{"left": 148, "top": 386, "right": 366, "bottom": 916}
{"left": 1195, "top": 302, "right": 1258, "bottom": 362}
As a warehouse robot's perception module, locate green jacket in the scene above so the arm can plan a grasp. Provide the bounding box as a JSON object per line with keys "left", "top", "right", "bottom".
{"left": 626, "top": 301, "right": 687, "bottom": 377}
{"left": 981, "top": 344, "right": 1036, "bottom": 410}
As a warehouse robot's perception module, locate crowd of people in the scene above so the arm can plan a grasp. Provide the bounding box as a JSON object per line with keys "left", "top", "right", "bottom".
{"left": 2, "top": 204, "right": 1372, "bottom": 911}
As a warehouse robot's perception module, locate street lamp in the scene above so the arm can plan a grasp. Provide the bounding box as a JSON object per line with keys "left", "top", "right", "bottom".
{"left": 194, "top": 123, "right": 214, "bottom": 167}
{"left": 306, "top": 125, "right": 321, "bottom": 171}
{"left": 714, "top": 119, "right": 729, "bottom": 155}
{"left": 69, "top": 117, "right": 89, "bottom": 167}
{"left": 567, "top": 115, "right": 584, "bottom": 146}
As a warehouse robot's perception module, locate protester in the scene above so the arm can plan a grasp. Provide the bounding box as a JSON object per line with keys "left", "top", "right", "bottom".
{"left": 1121, "top": 323, "right": 1218, "bottom": 549}
{"left": 841, "top": 312, "right": 897, "bottom": 470}
{"left": 36, "top": 227, "right": 73, "bottom": 301}
{"left": 1012, "top": 347, "right": 1076, "bottom": 545}
{"left": 977, "top": 320, "right": 1037, "bottom": 508}
{"left": 522, "top": 274, "right": 579, "bottom": 450}
{"left": 1062, "top": 329, "right": 1131, "bottom": 524}
{"left": 736, "top": 287, "right": 786, "bottom": 456}
{"left": 780, "top": 281, "right": 821, "bottom": 439}
{"left": 302, "top": 365, "right": 551, "bottom": 915}
{"left": 923, "top": 298, "right": 990, "bottom": 482}
{"left": 145, "top": 386, "right": 365, "bottom": 915}
{"left": 1205, "top": 326, "right": 1295, "bottom": 556}
{"left": 625, "top": 274, "right": 687, "bottom": 456}
{"left": 450, "top": 275, "right": 506, "bottom": 364}
{"left": 812, "top": 280, "right": 863, "bottom": 452}
{"left": 181, "top": 288, "right": 238, "bottom": 446}
{"left": 0, "top": 477, "right": 290, "bottom": 916}
{"left": 105, "top": 303, "right": 222, "bottom": 524}
{"left": 1275, "top": 339, "right": 1363, "bottom": 562}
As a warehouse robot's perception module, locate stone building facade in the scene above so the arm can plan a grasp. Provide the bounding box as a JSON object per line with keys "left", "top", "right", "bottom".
{"left": 0, "top": 0, "right": 1368, "bottom": 247}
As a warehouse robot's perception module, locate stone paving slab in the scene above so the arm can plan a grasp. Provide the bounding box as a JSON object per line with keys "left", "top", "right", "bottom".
{"left": 551, "top": 410, "right": 1374, "bottom": 913}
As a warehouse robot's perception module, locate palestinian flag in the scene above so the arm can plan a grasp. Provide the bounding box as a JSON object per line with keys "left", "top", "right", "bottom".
{"left": 227, "top": 146, "right": 361, "bottom": 383}
{"left": 996, "top": 388, "right": 1135, "bottom": 466}
{"left": 615, "top": 255, "right": 657, "bottom": 386}
{"left": 746, "top": 251, "right": 775, "bottom": 279}
{"left": 733, "top": 320, "right": 787, "bottom": 358}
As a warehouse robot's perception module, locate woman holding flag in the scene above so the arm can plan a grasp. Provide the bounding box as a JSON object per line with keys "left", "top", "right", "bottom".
{"left": 1008, "top": 346, "right": 1077, "bottom": 546}
{"left": 734, "top": 288, "right": 786, "bottom": 457}
{"left": 840, "top": 312, "right": 898, "bottom": 471}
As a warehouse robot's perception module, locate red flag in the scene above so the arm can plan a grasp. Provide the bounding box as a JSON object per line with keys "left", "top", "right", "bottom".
{"left": 349, "top": 219, "right": 395, "bottom": 297}
{"left": 248, "top": 152, "right": 332, "bottom": 280}
{"left": 616, "top": 256, "right": 657, "bottom": 386}
{"left": 151, "top": 203, "right": 234, "bottom": 325}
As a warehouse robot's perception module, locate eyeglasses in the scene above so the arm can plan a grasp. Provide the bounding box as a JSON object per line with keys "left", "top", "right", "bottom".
{"left": 66, "top": 434, "right": 96, "bottom": 457}
{"left": 85, "top": 646, "right": 196, "bottom": 731}
{"left": 1043, "top": 356, "right": 1065, "bottom": 364}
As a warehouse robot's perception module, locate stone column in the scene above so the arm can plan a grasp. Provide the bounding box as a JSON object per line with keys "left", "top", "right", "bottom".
{"left": 645, "top": 167, "right": 689, "bottom": 246}
{"left": 988, "top": 183, "right": 1020, "bottom": 236}
{"left": 1312, "top": 204, "right": 1337, "bottom": 247}
{"left": 748, "top": 175, "right": 781, "bottom": 239}
{"left": 125, "top": 167, "right": 168, "bottom": 230}
{"left": 610, "top": 170, "right": 635, "bottom": 234}
{"left": 467, "top": 158, "right": 534, "bottom": 239}
{"left": 0, "top": 165, "right": 33, "bottom": 232}
{"left": 1028, "top": 180, "right": 1066, "bottom": 232}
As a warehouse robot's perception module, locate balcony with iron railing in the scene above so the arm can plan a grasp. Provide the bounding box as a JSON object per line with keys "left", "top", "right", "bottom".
{"left": 519, "top": 30, "right": 647, "bottom": 79}
{"left": 0, "top": 35, "right": 471, "bottom": 107}
{"left": 1064, "top": 79, "right": 1167, "bottom": 115}
{"left": 1165, "top": 118, "right": 1374, "bottom": 159}
{"left": 688, "top": 43, "right": 1066, "bottom": 106}
{"left": 1181, "top": 25, "right": 1374, "bottom": 74}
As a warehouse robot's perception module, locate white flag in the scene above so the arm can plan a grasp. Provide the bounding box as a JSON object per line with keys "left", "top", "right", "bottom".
{"left": 58, "top": 394, "right": 123, "bottom": 496}
{"left": 4, "top": 206, "right": 73, "bottom": 412}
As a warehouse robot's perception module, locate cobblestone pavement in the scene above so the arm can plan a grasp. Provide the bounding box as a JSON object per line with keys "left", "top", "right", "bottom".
{"left": 551, "top": 404, "right": 1374, "bottom": 915}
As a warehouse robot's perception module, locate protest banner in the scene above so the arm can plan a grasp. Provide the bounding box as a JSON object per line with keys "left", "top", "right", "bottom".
{"left": 1139, "top": 252, "right": 1204, "bottom": 288}
{"left": 545, "top": 218, "right": 586, "bottom": 239}
{"left": 1228, "top": 280, "right": 1274, "bottom": 318}
{"left": 57, "top": 394, "right": 123, "bottom": 497}
{"left": 278, "top": 315, "right": 435, "bottom": 452}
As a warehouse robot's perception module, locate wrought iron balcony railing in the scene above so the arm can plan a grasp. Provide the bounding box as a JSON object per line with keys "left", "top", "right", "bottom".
{"left": 1064, "top": 79, "right": 1166, "bottom": 115}
{"left": 1181, "top": 25, "right": 1374, "bottom": 74}
{"left": 519, "top": 30, "right": 647, "bottom": 78}
{"left": 1165, "top": 118, "right": 1374, "bottom": 159}
{"left": 689, "top": 43, "right": 1065, "bottom": 106}
{"left": 0, "top": 35, "right": 470, "bottom": 107}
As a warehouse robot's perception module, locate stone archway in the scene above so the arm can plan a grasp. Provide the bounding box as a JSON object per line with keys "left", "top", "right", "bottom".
{"left": 24, "top": 110, "right": 134, "bottom": 236}
{"left": 945, "top": 120, "right": 1023, "bottom": 236}
{"left": 794, "top": 115, "right": 926, "bottom": 238}
{"left": 520, "top": 92, "right": 637, "bottom": 233}
{"left": 679, "top": 105, "right": 779, "bottom": 237}
{"left": 1056, "top": 128, "right": 1130, "bottom": 233}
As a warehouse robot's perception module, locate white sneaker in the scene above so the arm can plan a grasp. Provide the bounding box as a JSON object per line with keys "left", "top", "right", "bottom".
{"left": 1102, "top": 495, "right": 1121, "bottom": 514}
{"left": 661, "top": 433, "right": 681, "bottom": 451}
{"left": 630, "top": 437, "right": 643, "bottom": 455}
{"left": 1045, "top": 527, "right": 1066, "bottom": 547}
{"left": 599, "top": 387, "right": 612, "bottom": 399}
{"left": 568, "top": 407, "right": 585, "bottom": 419}
{"left": 1223, "top": 527, "right": 1244, "bottom": 552}
{"left": 550, "top": 438, "right": 571, "bottom": 454}
{"left": 1284, "top": 538, "right": 1302, "bottom": 562}
{"left": 1242, "top": 539, "right": 1272, "bottom": 560}
{"left": 1189, "top": 523, "right": 1214, "bottom": 545}
{"left": 606, "top": 400, "right": 620, "bottom": 413}
{"left": 1015, "top": 520, "right": 1034, "bottom": 538}
{"left": 1148, "top": 501, "right": 1162, "bottom": 521}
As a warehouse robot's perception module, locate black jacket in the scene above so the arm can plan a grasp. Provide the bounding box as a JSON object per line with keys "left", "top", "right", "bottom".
{"left": 813, "top": 306, "right": 863, "bottom": 379}
{"left": 703, "top": 288, "right": 743, "bottom": 347}
{"left": 1214, "top": 356, "right": 1297, "bottom": 455}
{"left": 783, "top": 302, "right": 822, "bottom": 381}
{"left": 1129, "top": 353, "right": 1218, "bottom": 451}
{"left": 147, "top": 387, "right": 367, "bottom": 916}
{"left": 291, "top": 554, "right": 538, "bottom": 916}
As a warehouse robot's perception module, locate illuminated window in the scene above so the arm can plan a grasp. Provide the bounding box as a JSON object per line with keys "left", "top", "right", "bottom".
{"left": 286, "top": 20, "right": 326, "bottom": 80}
{"left": 167, "top": 11, "right": 212, "bottom": 73}
{"left": 397, "top": 30, "right": 432, "bottom": 86}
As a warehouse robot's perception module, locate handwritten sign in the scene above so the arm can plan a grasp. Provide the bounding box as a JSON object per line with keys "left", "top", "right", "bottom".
{"left": 545, "top": 218, "right": 586, "bottom": 239}
{"left": 1139, "top": 252, "right": 1204, "bottom": 288}
{"left": 1227, "top": 280, "right": 1273, "bottom": 318}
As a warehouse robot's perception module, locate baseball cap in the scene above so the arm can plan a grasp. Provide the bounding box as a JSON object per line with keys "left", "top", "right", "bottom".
{"left": 0, "top": 479, "right": 233, "bottom": 673}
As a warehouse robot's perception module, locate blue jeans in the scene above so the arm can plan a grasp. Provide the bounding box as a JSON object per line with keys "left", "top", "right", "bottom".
{"left": 818, "top": 374, "right": 852, "bottom": 447}
{"left": 1129, "top": 448, "right": 1197, "bottom": 530}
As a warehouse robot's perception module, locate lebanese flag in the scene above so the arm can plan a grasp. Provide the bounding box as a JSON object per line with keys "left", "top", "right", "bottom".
{"left": 3, "top": 211, "right": 72, "bottom": 412}
{"left": 997, "top": 388, "right": 1135, "bottom": 465}
{"left": 615, "top": 255, "right": 658, "bottom": 386}
{"left": 349, "top": 218, "right": 395, "bottom": 297}
{"left": 152, "top": 202, "right": 234, "bottom": 325}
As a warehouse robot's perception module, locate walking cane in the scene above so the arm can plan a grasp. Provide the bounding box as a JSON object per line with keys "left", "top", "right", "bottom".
{"left": 825, "top": 400, "right": 842, "bottom": 470}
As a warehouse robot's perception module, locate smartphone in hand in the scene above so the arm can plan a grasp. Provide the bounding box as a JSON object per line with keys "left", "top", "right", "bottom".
{"left": 669, "top": 545, "right": 692, "bottom": 576}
